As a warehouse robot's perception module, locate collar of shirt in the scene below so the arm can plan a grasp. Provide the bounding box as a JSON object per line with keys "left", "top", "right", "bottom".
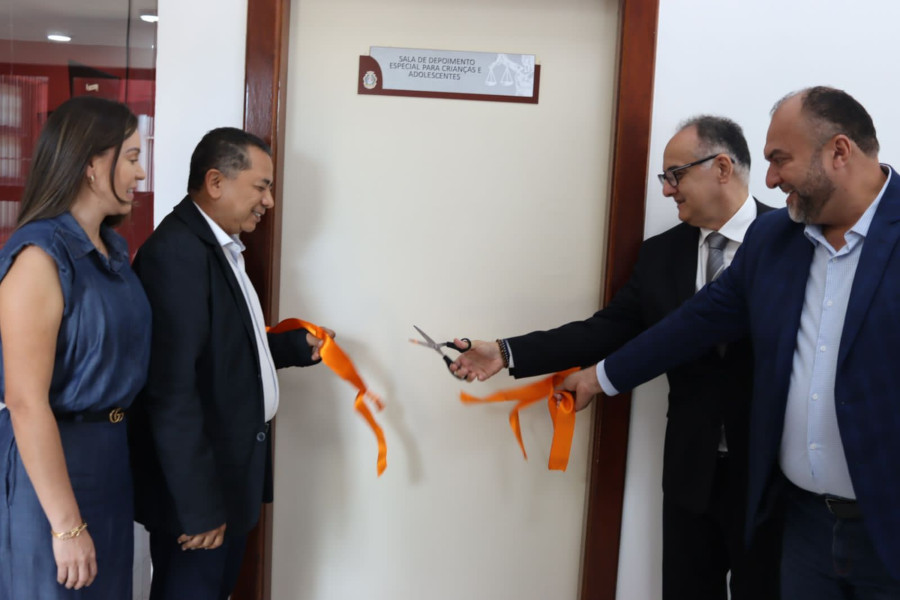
{"left": 802, "top": 166, "right": 891, "bottom": 253}
{"left": 698, "top": 193, "right": 757, "bottom": 248}
{"left": 57, "top": 212, "right": 130, "bottom": 271}
{"left": 695, "top": 194, "right": 757, "bottom": 290}
{"left": 193, "top": 201, "right": 245, "bottom": 254}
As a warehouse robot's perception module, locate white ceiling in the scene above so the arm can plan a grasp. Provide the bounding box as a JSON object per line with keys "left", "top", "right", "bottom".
{"left": 4, "top": 0, "right": 158, "bottom": 50}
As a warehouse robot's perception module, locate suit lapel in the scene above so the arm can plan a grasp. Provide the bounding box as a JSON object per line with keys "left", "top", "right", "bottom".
{"left": 839, "top": 168, "right": 900, "bottom": 366}
{"left": 770, "top": 229, "right": 815, "bottom": 397}
{"left": 174, "top": 197, "right": 258, "bottom": 347}
{"left": 212, "top": 247, "right": 258, "bottom": 346}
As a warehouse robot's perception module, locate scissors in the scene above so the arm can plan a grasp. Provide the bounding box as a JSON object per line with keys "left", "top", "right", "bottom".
{"left": 409, "top": 325, "right": 472, "bottom": 376}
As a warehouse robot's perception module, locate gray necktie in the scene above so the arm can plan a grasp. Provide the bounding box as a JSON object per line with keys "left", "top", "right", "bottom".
{"left": 706, "top": 232, "right": 731, "bottom": 364}
{"left": 706, "top": 231, "right": 731, "bottom": 448}
{"left": 706, "top": 232, "right": 728, "bottom": 283}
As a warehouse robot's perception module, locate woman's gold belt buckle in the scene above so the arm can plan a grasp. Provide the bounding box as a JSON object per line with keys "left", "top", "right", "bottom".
{"left": 108, "top": 407, "right": 125, "bottom": 423}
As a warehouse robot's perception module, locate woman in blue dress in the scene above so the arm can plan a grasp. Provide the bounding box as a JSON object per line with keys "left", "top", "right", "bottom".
{"left": 0, "top": 96, "right": 151, "bottom": 597}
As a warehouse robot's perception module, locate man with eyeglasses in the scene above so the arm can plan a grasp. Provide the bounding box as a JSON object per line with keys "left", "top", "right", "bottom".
{"left": 451, "top": 116, "right": 779, "bottom": 599}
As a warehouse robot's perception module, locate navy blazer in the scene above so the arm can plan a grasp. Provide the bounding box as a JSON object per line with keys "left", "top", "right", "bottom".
{"left": 603, "top": 167, "right": 900, "bottom": 578}
{"left": 129, "top": 197, "right": 317, "bottom": 537}
{"left": 508, "top": 200, "right": 771, "bottom": 513}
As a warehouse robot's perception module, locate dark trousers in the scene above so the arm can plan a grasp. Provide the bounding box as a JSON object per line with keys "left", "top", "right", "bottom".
{"left": 662, "top": 454, "right": 781, "bottom": 600}
{"left": 782, "top": 483, "right": 900, "bottom": 600}
{"left": 148, "top": 530, "right": 248, "bottom": 600}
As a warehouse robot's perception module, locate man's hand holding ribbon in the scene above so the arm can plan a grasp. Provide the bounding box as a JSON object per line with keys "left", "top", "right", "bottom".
{"left": 558, "top": 365, "right": 603, "bottom": 412}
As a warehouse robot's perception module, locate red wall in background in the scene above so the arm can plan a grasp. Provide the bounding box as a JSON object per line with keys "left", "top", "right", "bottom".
{"left": 0, "top": 61, "right": 156, "bottom": 256}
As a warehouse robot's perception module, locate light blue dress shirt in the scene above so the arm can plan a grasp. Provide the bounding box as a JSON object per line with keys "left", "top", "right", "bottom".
{"left": 780, "top": 172, "right": 889, "bottom": 499}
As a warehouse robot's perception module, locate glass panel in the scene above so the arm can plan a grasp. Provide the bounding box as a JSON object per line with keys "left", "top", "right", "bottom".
{"left": 1, "top": 0, "right": 158, "bottom": 255}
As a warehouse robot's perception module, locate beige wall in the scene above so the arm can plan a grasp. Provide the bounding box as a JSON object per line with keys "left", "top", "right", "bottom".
{"left": 272, "top": 0, "right": 620, "bottom": 597}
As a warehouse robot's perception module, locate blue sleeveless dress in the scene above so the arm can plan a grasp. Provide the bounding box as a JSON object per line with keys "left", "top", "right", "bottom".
{"left": 0, "top": 212, "right": 151, "bottom": 599}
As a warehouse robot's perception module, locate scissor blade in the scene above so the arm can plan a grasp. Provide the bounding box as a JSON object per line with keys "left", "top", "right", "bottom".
{"left": 413, "top": 325, "right": 438, "bottom": 346}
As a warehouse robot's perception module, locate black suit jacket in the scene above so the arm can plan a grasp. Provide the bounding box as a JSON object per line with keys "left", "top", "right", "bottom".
{"left": 509, "top": 200, "right": 772, "bottom": 513}
{"left": 129, "top": 197, "right": 317, "bottom": 537}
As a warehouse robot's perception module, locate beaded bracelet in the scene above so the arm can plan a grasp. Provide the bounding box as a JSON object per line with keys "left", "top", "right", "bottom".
{"left": 496, "top": 339, "right": 510, "bottom": 369}
{"left": 51, "top": 521, "right": 88, "bottom": 541}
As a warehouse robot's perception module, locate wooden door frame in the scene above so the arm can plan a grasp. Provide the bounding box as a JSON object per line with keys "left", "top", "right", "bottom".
{"left": 234, "top": 0, "right": 659, "bottom": 598}
{"left": 232, "top": 0, "right": 291, "bottom": 598}
{"left": 579, "top": 2, "right": 659, "bottom": 599}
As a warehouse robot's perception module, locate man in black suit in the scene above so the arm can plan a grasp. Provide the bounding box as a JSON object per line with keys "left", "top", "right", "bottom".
{"left": 129, "top": 128, "right": 329, "bottom": 600}
{"left": 452, "top": 116, "right": 779, "bottom": 600}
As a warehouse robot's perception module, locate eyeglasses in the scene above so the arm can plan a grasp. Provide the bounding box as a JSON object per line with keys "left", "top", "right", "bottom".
{"left": 657, "top": 153, "right": 730, "bottom": 187}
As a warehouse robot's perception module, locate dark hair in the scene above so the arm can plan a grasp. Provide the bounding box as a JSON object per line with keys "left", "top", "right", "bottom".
{"left": 18, "top": 96, "right": 138, "bottom": 228}
{"left": 804, "top": 86, "right": 879, "bottom": 155}
{"left": 679, "top": 114, "right": 751, "bottom": 173}
{"left": 187, "top": 127, "right": 272, "bottom": 193}
{"left": 772, "top": 86, "right": 880, "bottom": 156}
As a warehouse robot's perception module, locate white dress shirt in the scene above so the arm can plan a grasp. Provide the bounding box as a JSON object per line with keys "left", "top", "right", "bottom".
{"left": 195, "top": 203, "right": 280, "bottom": 422}
{"left": 695, "top": 194, "right": 757, "bottom": 292}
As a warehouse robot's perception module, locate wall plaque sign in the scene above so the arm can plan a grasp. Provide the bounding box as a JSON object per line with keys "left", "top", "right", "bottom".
{"left": 358, "top": 46, "right": 540, "bottom": 104}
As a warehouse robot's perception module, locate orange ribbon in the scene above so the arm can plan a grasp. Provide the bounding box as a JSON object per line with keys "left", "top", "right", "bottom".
{"left": 268, "top": 318, "right": 387, "bottom": 476}
{"left": 460, "top": 368, "right": 579, "bottom": 471}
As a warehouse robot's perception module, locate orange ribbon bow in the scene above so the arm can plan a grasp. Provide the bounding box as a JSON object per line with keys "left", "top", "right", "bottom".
{"left": 460, "top": 368, "right": 579, "bottom": 471}
{"left": 268, "top": 318, "right": 387, "bottom": 476}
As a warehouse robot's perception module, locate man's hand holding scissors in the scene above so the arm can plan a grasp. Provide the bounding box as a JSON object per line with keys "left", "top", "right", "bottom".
{"left": 445, "top": 333, "right": 601, "bottom": 411}
{"left": 409, "top": 326, "right": 473, "bottom": 379}
{"left": 448, "top": 340, "right": 505, "bottom": 382}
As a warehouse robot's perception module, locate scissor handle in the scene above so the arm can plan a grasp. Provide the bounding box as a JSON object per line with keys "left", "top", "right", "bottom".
{"left": 446, "top": 338, "right": 472, "bottom": 352}
{"left": 443, "top": 355, "right": 470, "bottom": 380}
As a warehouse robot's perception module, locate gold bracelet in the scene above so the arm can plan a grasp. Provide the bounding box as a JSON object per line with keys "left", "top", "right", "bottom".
{"left": 51, "top": 521, "right": 88, "bottom": 541}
